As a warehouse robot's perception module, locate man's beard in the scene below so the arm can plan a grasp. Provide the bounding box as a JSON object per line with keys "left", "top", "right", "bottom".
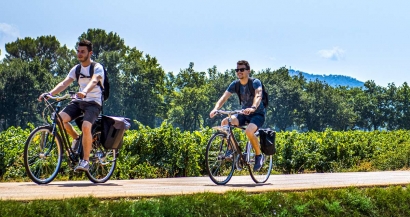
{"left": 78, "top": 53, "right": 89, "bottom": 62}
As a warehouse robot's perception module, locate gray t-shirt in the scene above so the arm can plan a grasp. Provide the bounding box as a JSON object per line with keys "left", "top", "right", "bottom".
{"left": 67, "top": 62, "right": 104, "bottom": 106}
{"left": 226, "top": 79, "right": 265, "bottom": 115}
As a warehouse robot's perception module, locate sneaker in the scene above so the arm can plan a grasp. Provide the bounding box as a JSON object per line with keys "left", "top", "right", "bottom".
{"left": 74, "top": 160, "right": 89, "bottom": 172}
{"left": 253, "top": 154, "right": 264, "bottom": 171}
{"left": 224, "top": 149, "right": 233, "bottom": 159}
{"left": 71, "top": 138, "right": 80, "bottom": 153}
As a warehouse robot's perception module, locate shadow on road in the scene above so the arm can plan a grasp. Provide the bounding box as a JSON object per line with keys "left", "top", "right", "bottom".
{"left": 52, "top": 183, "right": 122, "bottom": 187}
{"left": 204, "top": 183, "right": 272, "bottom": 188}
{"left": 18, "top": 182, "right": 121, "bottom": 187}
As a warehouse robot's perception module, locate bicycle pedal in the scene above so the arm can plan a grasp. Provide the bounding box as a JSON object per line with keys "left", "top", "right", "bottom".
{"left": 236, "top": 163, "right": 243, "bottom": 171}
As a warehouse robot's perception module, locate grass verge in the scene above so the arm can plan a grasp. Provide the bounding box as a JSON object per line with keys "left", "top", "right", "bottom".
{"left": 1, "top": 185, "right": 410, "bottom": 216}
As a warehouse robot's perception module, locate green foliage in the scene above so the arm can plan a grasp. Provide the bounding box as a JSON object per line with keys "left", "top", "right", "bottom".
{"left": 0, "top": 125, "right": 33, "bottom": 180}
{"left": 3, "top": 123, "right": 410, "bottom": 182}
{"left": 116, "top": 121, "right": 212, "bottom": 179}
{"left": 3, "top": 29, "right": 410, "bottom": 132}
{"left": 1, "top": 186, "right": 410, "bottom": 216}
{"left": 274, "top": 129, "right": 410, "bottom": 173}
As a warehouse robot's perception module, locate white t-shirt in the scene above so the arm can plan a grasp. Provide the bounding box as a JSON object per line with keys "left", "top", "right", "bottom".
{"left": 67, "top": 62, "right": 104, "bottom": 106}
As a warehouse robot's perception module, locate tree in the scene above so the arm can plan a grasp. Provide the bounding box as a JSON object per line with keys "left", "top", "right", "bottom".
{"left": 119, "top": 48, "right": 166, "bottom": 128}
{"left": 394, "top": 82, "right": 410, "bottom": 129}
{"left": 360, "top": 81, "right": 388, "bottom": 130}
{"left": 78, "top": 29, "right": 126, "bottom": 60}
{"left": 0, "top": 59, "right": 57, "bottom": 130}
{"left": 5, "top": 36, "right": 62, "bottom": 72}
{"left": 257, "top": 67, "right": 305, "bottom": 131}
{"left": 166, "top": 63, "right": 210, "bottom": 131}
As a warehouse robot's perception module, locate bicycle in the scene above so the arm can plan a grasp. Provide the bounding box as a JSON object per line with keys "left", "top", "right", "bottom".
{"left": 206, "top": 110, "right": 273, "bottom": 185}
{"left": 23, "top": 92, "right": 118, "bottom": 184}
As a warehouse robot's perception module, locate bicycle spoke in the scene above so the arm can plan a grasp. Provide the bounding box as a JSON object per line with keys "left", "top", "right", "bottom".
{"left": 86, "top": 131, "right": 117, "bottom": 183}
{"left": 206, "top": 133, "right": 235, "bottom": 185}
{"left": 24, "top": 127, "right": 62, "bottom": 184}
{"left": 248, "top": 141, "right": 273, "bottom": 183}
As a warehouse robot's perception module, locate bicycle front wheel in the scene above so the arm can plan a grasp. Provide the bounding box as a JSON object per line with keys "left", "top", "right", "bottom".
{"left": 86, "top": 131, "right": 118, "bottom": 183}
{"left": 248, "top": 141, "right": 273, "bottom": 183}
{"left": 24, "top": 126, "right": 63, "bottom": 184}
{"left": 206, "top": 133, "right": 235, "bottom": 185}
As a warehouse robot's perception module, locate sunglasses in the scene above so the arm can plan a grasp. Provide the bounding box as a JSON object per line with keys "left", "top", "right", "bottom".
{"left": 235, "top": 68, "right": 247, "bottom": 72}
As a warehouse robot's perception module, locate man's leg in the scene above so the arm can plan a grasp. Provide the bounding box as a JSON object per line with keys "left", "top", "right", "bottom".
{"left": 247, "top": 114, "right": 265, "bottom": 171}
{"left": 221, "top": 117, "right": 239, "bottom": 148}
{"left": 81, "top": 121, "right": 93, "bottom": 161}
{"left": 75, "top": 102, "right": 100, "bottom": 171}
{"left": 245, "top": 123, "right": 261, "bottom": 155}
{"left": 59, "top": 112, "right": 79, "bottom": 139}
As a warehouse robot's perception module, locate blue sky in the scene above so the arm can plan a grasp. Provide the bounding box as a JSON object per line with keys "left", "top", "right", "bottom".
{"left": 1, "top": 0, "right": 409, "bottom": 87}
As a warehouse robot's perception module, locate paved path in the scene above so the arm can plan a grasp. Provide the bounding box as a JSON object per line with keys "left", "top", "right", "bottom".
{"left": 1, "top": 171, "right": 410, "bottom": 201}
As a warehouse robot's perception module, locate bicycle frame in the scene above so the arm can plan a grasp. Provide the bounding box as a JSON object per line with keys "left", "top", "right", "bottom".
{"left": 42, "top": 94, "right": 80, "bottom": 164}
{"left": 213, "top": 110, "right": 248, "bottom": 166}
{"left": 25, "top": 92, "right": 119, "bottom": 184}
{"left": 207, "top": 109, "right": 273, "bottom": 185}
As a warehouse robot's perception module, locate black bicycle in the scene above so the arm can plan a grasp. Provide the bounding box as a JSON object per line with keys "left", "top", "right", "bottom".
{"left": 23, "top": 92, "right": 118, "bottom": 184}
{"left": 206, "top": 110, "right": 273, "bottom": 185}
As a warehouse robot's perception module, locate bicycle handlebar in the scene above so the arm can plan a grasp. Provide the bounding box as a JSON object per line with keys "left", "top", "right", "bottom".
{"left": 215, "top": 110, "right": 244, "bottom": 116}
{"left": 42, "top": 91, "right": 77, "bottom": 101}
{"left": 44, "top": 94, "right": 72, "bottom": 101}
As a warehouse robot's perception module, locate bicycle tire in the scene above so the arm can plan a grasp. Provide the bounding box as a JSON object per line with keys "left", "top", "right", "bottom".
{"left": 248, "top": 139, "right": 273, "bottom": 183}
{"left": 205, "top": 132, "right": 235, "bottom": 185}
{"left": 86, "top": 131, "right": 118, "bottom": 183}
{"left": 24, "top": 126, "right": 63, "bottom": 184}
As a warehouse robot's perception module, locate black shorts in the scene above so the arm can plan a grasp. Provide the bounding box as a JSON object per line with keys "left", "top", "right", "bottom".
{"left": 236, "top": 113, "right": 265, "bottom": 129}
{"left": 61, "top": 101, "right": 101, "bottom": 124}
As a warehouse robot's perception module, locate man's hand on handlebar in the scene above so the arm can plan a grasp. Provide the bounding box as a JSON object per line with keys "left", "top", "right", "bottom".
{"left": 38, "top": 92, "right": 52, "bottom": 101}
{"left": 209, "top": 109, "right": 218, "bottom": 118}
{"left": 76, "top": 91, "right": 87, "bottom": 99}
{"left": 243, "top": 107, "right": 256, "bottom": 115}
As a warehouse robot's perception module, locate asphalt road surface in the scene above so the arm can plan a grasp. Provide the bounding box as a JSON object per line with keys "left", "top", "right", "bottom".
{"left": 1, "top": 171, "right": 410, "bottom": 201}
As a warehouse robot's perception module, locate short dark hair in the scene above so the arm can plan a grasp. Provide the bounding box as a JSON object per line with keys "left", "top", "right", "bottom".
{"left": 78, "top": 39, "right": 93, "bottom": 52}
{"left": 237, "top": 60, "right": 250, "bottom": 70}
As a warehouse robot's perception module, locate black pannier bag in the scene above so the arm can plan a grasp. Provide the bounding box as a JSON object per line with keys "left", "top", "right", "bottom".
{"left": 258, "top": 128, "right": 276, "bottom": 155}
{"left": 101, "top": 115, "right": 131, "bottom": 149}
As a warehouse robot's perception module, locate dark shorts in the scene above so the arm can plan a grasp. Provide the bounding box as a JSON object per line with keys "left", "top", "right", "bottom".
{"left": 61, "top": 101, "right": 101, "bottom": 124}
{"left": 236, "top": 113, "right": 265, "bottom": 129}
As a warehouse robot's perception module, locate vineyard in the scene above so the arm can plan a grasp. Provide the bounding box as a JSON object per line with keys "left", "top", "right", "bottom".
{"left": 1, "top": 122, "right": 410, "bottom": 182}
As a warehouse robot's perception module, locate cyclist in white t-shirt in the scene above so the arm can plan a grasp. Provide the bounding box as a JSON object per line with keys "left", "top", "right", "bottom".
{"left": 38, "top": 39, "right": 104, "bottom": 172}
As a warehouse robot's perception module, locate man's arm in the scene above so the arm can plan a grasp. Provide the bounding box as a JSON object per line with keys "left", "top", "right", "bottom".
{"left": 77, "top": 74, "right": 102, "bottom": 98}
{"left": 252, "top": 87, "right": 262, "bottom": 108}
{"left": 209, "top": 91, "right": 232, "bottom": 118}
{"left": 50, "top": 76, "right": 75, "bottom": 95}
{"left": 243, "top": 87, "right": 262, "bottom": 115}
{"left": 38, "top": 76, "right": 74, "bottom": 101}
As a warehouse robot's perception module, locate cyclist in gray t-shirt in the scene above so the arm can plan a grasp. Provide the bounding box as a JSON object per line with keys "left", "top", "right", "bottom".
{"left": 209, "top": 60, "right": 266, "bottom": 171}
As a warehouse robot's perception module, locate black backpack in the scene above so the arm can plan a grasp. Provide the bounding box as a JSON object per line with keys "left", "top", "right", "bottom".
{"left": 234, "top": 77, "right": 269, "bottom": 108}
{"left": 75, "top": 62, "right": 110, "bottom": 101}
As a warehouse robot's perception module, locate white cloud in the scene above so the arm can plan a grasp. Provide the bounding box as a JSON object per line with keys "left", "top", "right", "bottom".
{"left": 0, "top": 23, "right": 20, "bottom": 58}
{"left": 268, "top": 56, "right": 276, "bottom": 61}
{"left": 0, "top": 23, "right": 20, "bottom": 39}
{"left": 318, "top": 47, "right": 345, "bottom": 61}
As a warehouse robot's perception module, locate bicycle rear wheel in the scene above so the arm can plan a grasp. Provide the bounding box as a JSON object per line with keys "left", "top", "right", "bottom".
{"left": 86, "top": 131, "right": 118, "bottom": 183}
{"left": 206, "top": 133, "right": 235, "bottom": 185}
{"left": 248, "top": 141, "right": 273, "bottom": 183}
{"left": 24, "top": 126, "right": 63, "bottom": 184}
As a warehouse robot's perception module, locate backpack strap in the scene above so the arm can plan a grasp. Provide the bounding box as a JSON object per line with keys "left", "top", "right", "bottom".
{"left": 247, "top": 77, "right": 256, "bottom": 98}
{"left": 234, "top": 79, "right": 241, "bottom": 105}
{"left": 75, "top": 62, "right": 100, "bottom": 86}
{"left": 75, "top": 64, "right": 81, "bottom": 81}
{"left": 235, "top": 78, "right": 256, "bottom": 105}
